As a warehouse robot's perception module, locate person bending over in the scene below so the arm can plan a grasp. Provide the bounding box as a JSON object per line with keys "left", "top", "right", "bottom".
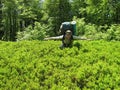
{"left": 44, "top": 30, "right": 90, "bottom": 49}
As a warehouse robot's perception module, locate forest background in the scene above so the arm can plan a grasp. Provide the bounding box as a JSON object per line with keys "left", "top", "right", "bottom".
{"left": 0, "top": 0, "right": 120, "bottom": 41}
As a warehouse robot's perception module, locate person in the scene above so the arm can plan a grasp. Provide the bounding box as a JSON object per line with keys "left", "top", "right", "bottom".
{"left": 44, "top": 30, "right": 90, "bottom": 49}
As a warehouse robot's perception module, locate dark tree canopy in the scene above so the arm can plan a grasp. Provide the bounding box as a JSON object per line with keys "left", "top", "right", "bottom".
{"left": 0, "top": 0, "right": 120, "bottom": 41}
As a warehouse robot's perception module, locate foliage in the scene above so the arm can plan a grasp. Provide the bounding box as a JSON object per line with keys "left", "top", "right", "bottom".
{"left": 105, "top": 24, "right": 120, "bottom": 41}
{"left": 1, "top": 0, "right": 120, "bottom": 41}
{"left": 2, "top": 0, "right": 19, "bottom": 41}
{"left": 43, "top": 0, "right": 72, "bottom": 35}
{"left": 71, "top": 0, "right": 120, "bottom": 25}
{"left": 1, "top": 0, "right": 44, "bottom": 41}
{"left": 17, "top": 22, "right": 46, "bottom": 41}
{"left": 73, "top": 17, "right": 86, "bottom": 35}
{"left": 0, "top": 40, "right": 120, "bottom": 89}
{"left": 74, "top": 17, "right": 120, "bottom": 41}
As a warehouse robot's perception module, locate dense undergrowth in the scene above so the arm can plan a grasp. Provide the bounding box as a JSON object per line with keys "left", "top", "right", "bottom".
{"left": 0, "top": 40, "right": 120, "bottom": 90}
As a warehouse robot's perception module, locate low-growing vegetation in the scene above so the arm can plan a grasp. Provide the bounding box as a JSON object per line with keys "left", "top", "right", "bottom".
{"left": 0, "top": 40, "right": 120, "bottom": 90}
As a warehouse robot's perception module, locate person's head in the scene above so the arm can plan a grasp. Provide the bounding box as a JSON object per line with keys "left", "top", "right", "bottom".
{"left": 65, "top": 30, "right": 72, "bottom": 39}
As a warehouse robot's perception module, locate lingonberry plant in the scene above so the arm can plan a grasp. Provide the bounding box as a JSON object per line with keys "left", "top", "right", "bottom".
{"left": 0, "top": 40, "right": 120, "bottom": 90}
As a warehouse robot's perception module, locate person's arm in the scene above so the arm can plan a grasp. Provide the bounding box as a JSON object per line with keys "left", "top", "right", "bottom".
{"left": 73, "top": 35, "right": 91, "bottom": 40}
{"left": 44, "top": 35, "right": 63, "bottom": 40}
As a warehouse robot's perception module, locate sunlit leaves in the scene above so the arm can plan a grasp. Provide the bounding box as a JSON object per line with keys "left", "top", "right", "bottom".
{"left": 0, "top": 40, "right": 120, "bottom": 89}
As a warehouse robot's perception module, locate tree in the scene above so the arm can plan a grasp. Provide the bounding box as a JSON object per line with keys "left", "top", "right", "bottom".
{"left": 71, "top": 0, "right": 120, "bottom": 25}
{"left": 0, "top": 0, "right": 3, "bottom": 39}
{"left": 43, "top": 0, "right": 72, "bottom": 36}
{"left": 59, "top": 0, "right": 72, "bottom": 22}
{"left": 111, "top": 0, "right": 120, "bottom": 24}
{"left": 2, "top": 0, "right": 19, "bottom": 41}
{"left": 1, "top": 0, "right": 44, "bottom": 41}
{"left": 71, "top": 0, "right": 87, "bottom": 18}
{"left": 18, "top": 0, "right": 43, "bottom": 30}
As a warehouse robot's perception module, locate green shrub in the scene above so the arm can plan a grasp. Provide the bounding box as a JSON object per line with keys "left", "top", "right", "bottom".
{"left": 0, "top": 40, "right": 120, "bottom": 89}
{"left": 106, "top": 24, "right": 120, "bottom": 41}
{"left": 73, "top": 17, "right": 86, "bottom": 35}
{"left": 73, "top": 17, "right": 120, "bottom": 41}
{"left": 84, "top": 24, "right": 97, "bottom": 39}
{"left": 17, "top": 22, "right": 46, "bottom": 41}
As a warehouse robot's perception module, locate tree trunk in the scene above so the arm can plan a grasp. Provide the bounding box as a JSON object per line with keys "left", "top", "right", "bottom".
{"left": 0, "top": 0, "right": 3, "bottom": 40}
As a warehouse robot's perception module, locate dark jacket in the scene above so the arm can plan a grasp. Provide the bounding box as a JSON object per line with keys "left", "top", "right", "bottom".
{"left": 62, "top": 34, "right": 73, "bottom": 47}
